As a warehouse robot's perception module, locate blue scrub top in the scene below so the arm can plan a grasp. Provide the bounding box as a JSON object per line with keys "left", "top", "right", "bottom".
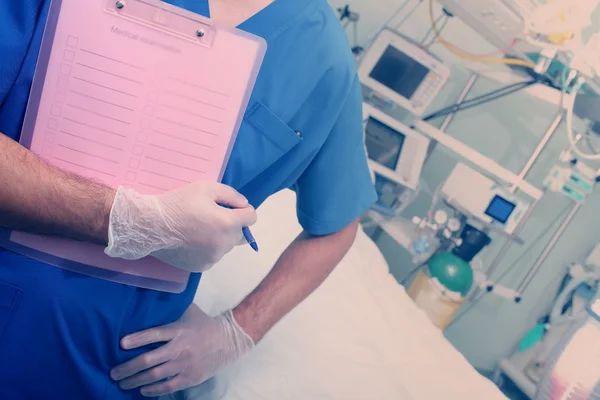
{"left": 0, "top": 0, "right": 376, "bottom": 399}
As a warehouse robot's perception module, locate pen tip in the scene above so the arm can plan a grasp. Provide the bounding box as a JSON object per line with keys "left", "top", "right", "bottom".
{"left": 250, "top": 242, "right": 259, "bottom": 252}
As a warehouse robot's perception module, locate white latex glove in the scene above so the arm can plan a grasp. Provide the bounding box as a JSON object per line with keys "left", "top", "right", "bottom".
{"left": 110, "top": 303, "right": 254, "bottom": 397}
{"left": 105, "top": 182, "right": 257, "bottom": 272}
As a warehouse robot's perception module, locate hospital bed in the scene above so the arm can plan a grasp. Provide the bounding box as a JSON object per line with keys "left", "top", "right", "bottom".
{"left": 189, "top": 189, "right": 508, "bottom": 400}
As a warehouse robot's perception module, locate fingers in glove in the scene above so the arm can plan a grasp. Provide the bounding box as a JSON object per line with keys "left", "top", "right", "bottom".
{"left": 230, "top": 206, "right": 257, "bottom": 228}
{"left": 140, "top": 374, "right": 201, "bottom": 398}
{"left": 118, "top": 360, "right": 182, "bottom": 390}
{"left": 121, "top": 322, "right": 180, "bottom": 350}
{"left": 111, "top": 342, "right": 178, "bottom": 381}
{"left": 235, "top": 230, "right": 247, "bottom": 246}
{"left": 212, "top": 184, "right": 248, "bottom": 209}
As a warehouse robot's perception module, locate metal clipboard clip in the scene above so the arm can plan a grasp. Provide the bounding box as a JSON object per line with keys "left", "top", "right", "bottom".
{"left": 104, "top": 0, "right": 215, "bottom": 46}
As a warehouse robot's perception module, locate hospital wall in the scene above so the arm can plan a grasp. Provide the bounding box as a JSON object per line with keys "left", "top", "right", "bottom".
{"left": 328, "top": 0, "right": 600, "bottom": 371}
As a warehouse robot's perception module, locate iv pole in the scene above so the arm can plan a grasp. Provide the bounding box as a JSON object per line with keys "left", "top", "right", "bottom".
{"left": 517, "top": 203, "right": 582, "bottom": 294}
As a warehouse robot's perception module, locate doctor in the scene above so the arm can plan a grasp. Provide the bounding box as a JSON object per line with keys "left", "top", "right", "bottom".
{"left": 0, "top": 0, "right": 376, "bottom": 398}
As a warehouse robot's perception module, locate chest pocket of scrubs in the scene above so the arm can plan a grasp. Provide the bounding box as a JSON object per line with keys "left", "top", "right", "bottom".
{"left": 0, "top": 281, "right": 22, "bottom": 343}
{"left": 225, "top": 101, "right": 302, "bottom": 189}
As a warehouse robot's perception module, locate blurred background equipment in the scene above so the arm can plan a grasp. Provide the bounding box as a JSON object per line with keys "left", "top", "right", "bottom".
{"left": 341, "top": 0, "right": 600, "bottom": 395}
{"left": 495, "top": 244, "right": 600, "bottom": 398}
{"left": 363, "top": 102, "right": 430, "bottom": 192}
{"left": 337, "top": 4, "right": 364, "bottom": 56}
{"left": 358, "top": 28, "right": 451, "bottom": 116}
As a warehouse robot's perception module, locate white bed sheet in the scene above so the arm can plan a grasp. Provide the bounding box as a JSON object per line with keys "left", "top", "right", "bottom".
{"left": 191, "top": 190, "right": 507, "bottom": 400}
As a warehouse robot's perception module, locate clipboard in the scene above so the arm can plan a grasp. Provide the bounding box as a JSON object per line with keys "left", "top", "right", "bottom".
{"left": 0, "top": 0, "right": 266, "bottom": 293}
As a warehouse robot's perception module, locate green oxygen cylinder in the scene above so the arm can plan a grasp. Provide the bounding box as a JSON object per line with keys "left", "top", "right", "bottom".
{"left": 427, "top": 252, "right": 474, "bottom": 296}
{"left": 407, "top": 224, "right": 489, "bottom": 330}
{"left": 407, "top": 252, "right": 474, "bottom": 330}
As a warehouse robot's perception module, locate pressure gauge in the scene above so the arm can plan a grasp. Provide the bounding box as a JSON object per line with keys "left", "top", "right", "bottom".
{"left": 434, "top": 210, "right": 448, "bottom": 225}
{"left": 447, "top": 218, "right": 461, "bottom": 232}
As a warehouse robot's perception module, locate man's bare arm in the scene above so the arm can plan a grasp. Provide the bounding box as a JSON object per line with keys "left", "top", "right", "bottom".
{"left": 0, "top": 134, "right": 114, "bottom": 244}
{"left": 233, "top": 219, "right": 359, "bottom": 342}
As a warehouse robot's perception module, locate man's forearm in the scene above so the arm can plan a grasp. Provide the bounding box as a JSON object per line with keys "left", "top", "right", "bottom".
{"left": 0, "top": 134, "right": 115, "bottom": 244}
{"left": 233, "top": 219, "right": 359, "bottom": 342}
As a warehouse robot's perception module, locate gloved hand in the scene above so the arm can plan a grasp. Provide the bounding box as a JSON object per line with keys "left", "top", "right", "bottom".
{"left": 110, "top": 303, "right": 254, "bottom": 397}
{"left": 105, "top": 182, "right": 257, "bottom": 272}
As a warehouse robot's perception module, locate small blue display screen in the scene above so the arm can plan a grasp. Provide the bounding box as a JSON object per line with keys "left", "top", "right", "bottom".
{"left": 484, "top": 195, "right": 516, "bottom": 224}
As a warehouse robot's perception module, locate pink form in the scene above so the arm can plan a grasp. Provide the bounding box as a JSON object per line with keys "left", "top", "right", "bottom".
{"left": 11, "top": 0, "right": 266, "bottom": 292}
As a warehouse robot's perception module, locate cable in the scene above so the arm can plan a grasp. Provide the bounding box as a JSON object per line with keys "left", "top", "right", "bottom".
{"left": 422, "top": 79, "right": 537, "bottom": 122}
{"left": 447, "top": 203, "right": 573, "bottom": 328}
{"left": 449, "top": 205, "right": 571, "bottom": 328}
{"left": 395, "top": 0, "right": 424, "bottom": 30}
{"left": 476, "top": 38, "right": 519, "bottom": 58}
{"left": 421, "top": 13, "right": 445, "bottom": 45}
{"left": 427, "top": 0, "right": 536, "bottom": 69}
{"left": 358, "top": 0, "right": 413, "bottom": 58}
{"left": 584, "top": 130, "right": 600, "bottom": 155}
{"left": 424, "top": 81, "right": 535, "bottom": 121}
{"left": 421, "top": 16, "right": 448, "bottom": 49}
{"left": 431, "top": 35, "right": 519, "bottom": 57}
{"left": 423, "top": 80, "right": 533, "bottom": 121}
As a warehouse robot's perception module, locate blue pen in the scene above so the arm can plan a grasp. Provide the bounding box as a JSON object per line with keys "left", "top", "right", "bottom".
{"left": 220, "top": 204, "right": 259, "bottom": 252}
{"left": 242, "top": 226, "right": 258, "bottom": 252}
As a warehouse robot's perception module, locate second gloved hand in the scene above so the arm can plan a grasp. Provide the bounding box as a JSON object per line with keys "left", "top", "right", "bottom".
{"left": 110, "top": 303, "right": 254, "bottom": 397}
{"left": 105, "top": 181, "right": 257, "bottom": 272}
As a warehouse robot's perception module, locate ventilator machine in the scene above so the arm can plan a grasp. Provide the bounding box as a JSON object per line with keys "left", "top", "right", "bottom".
{"left": 358, "top": 28, "right": 450, "bottom": 116}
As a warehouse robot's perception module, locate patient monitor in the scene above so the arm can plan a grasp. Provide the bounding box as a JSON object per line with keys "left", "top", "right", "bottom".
{"left": 441, "top": 163, "right": 530, "bottom": 235}
{"left": 363, "top": 102, "right": 430, "bottom": 191}
{"left": 358, "top": 29, "right": 450, "bottom": 116}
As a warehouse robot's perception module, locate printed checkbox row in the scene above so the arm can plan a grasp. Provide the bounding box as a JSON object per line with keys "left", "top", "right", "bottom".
{"left": 50, "top": 105, "right": 62, "bottom": 117}
{"left": 66, "top": 35, "right": 78, "bottom": 48}
{"left": 63, "top": 49, "right": 75, "bottom": 62}
{"left": 48, "top": 118, "right": 59, "bottom": 130}
{"left": 129, "top": 158, "right": 140, "bottom": 169}
{"left": 60, "top": 64, "right": 72, "bottom": 76}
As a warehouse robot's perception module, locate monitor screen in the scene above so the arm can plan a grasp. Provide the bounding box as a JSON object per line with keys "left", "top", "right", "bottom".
{"left": 374, "top": 173, "right": 404, "bottom": 209}
{"left": 365, "top": 116, "right": 405, "bottom": 170}
{"left": 369, "top": 45, "right": 430, "bottom": 100}
{"left": 484, "top": 195, "right": 516, "bottom": 224}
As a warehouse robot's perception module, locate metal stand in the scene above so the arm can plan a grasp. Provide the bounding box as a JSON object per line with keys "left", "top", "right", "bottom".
{"left": 465, "top": 112, "right": 563, "bottom": 303}
{"left": 440, "top": 74, "right": 479, "bottom": 132}
{"left": 425, "top": 78, "right": 574, "bottom": 303}
{"left": 517, "top": 203, "right": 582, "bottom": 294}
{"left": 485, "top": 112, "right": 564, "bottom": 280}
{"left": 372, "top": 226, "right": 385, "bottom": 242}
{"left": 368, "top": 75, "right": 480, "bottom": 269}
{"left": 373, "top": 57, "right": 573, "bottom": 303}
{"left": 338, "top": 5, "right": 363, "bottom": 56}
{"left": 425, "top": 74, "right": 479, "bottom": 160}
